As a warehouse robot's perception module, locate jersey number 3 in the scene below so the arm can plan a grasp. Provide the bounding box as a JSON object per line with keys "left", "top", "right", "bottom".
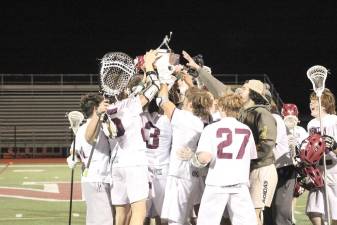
{"left": 216, "top": 128, "right": 250, "bottom": 159}
{"left": 141, "top": 121, "right": 160, "bottom": 149}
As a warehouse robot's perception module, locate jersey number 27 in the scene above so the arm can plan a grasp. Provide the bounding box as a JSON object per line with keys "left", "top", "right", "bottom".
{"left": 216, "top": 128, "right": 250, "bottom": 159}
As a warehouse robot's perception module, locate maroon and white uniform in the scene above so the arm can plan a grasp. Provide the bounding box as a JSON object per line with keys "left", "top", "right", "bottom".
{"left": 141, "top": 111, "right": 172, "bottom": 217}
{"left": 107, "top": 96, "right": 149, "bottom": 205}
{"left": 71, "top": 120, "right": 114, "bottom": 225}
{"left": 306, "top": 114, "right": 337, "bottom": 220}
{"left": 196, "top": 117, "right": 257, "bottom": 225}
{"left": 161, "top": 109, "right": 205, "bottom": 225}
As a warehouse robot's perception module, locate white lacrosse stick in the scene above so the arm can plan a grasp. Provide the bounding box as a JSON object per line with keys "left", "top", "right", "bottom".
{"left": 307, "top": 65, "right": 330, "bottom": 225}
{"left": 67, "top": 111, "right": 85, "bottom": 135}
{"left": 66, "top": 110, "right": 84, "bottom": 225}
{"left": 99, "top": 52, "right": 136, "bottom": 98}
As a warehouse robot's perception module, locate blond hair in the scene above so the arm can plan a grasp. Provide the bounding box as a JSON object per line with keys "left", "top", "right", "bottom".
{"left": 185, "top": 87, "right": 213, "bottom": 118}
{"left": 310, "top": 88, "right": 336, "bottom": 115}
{"left": 217, "top": 94, "right": 243, "bottom": 118}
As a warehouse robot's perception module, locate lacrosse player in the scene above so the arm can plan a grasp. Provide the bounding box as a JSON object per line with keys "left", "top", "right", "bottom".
{"left": 192, "top": 93, "right": 257, "bottom": 225}
{"left": 67, "top": 93, "right": 114, "bottom": 225}
{"left": 85, "top": 50, "right": 164, "bottom": 225}
{"left": 236, "top": 80, "right": 278, "bottom": 225}
{"left": 158, "top": 84, "right": 213, "bottom": 225}
{"left": 306, "top": 88, "right": 337, "bottom": 225}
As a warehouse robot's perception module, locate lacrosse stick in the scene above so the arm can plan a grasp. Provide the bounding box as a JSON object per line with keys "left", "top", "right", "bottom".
{"left": 307, "top": 65, "right": 330, "bottom": 225}
{"left": 66, "top": 111, "right": 84, "bottom": 225}
{"left": 99, "top": 51, "right": 136, "bottom": 99}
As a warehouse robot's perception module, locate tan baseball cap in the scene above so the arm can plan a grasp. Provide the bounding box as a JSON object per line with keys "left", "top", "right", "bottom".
{"left": 244, "top": 79, "right": 269, "bottom": 103}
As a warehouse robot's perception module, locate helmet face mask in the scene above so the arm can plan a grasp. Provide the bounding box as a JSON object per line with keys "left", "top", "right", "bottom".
{"left": 299, "top": 134, "right": 325, "bottom": 166}
{"left": 296, "top": 165, "right": 324, "bottom": 191}
{"left": 284, "top": 115, "right": 299, "bottom": 129}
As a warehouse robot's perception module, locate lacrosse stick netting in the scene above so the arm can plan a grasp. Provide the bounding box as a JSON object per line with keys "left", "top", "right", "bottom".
{"left": 307, "top": 65, "right": 328, "bottom": 97}
{"left": 99, "top": 52, "right": 136, "bottom": 97}
{"left": 67, "top": 111, "right": 84, "bottom": 135}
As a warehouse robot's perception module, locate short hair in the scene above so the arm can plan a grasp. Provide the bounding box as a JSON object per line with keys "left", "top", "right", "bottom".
{"left": 310, "top": 88, "right": 336, "bottom": 115}
{"left": 80, "top": 93, "right": 104, "bottom": 118}
{"left": 217, "top": 94, "right": 243, "bottom": 118}
{"left": 185, "top": 87, "right": 213, "bottom": 118}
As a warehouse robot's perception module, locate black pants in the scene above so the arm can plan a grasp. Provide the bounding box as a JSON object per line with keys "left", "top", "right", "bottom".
{"left": 264, "top": 165, "right": 296, "bottom": 225}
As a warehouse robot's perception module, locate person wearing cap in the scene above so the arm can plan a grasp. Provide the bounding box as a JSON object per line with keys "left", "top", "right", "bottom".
{"left": 236, "top": 79, "right": 278, "bottom": 225}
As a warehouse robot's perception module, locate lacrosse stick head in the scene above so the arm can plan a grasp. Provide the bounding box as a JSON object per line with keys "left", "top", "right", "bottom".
{"left": 307, "top": 65, "right": 328, "bottom": 97}
{"left": 99, "top": 52, "right": 136, "bottom": 98}
{"left": 67, "top": 111, "right": 84, "bottom": 135}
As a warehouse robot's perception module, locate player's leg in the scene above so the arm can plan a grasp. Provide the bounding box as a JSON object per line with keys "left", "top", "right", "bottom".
{"left": 227, "top": 186, "right": 257, "bottom": 225}
{"left": 126, "top": 166, "right": 149, "bottom": 225}
{"left": 197, "top": 186, "right": 228, "bottom": 225}
{"left": 306, "top": 189, "right": 324, "bottom": 225}
{"left": 115, "top": 204, "right": 131, "bottom": 225}
{"left": 271, "top": 165, "right": 296, "bottom": 225}
{"left": 83, "top": 182, "right": 114, "bottom": 225}
{"left": 250, "top": 164, "right": 278, "bottom": 225}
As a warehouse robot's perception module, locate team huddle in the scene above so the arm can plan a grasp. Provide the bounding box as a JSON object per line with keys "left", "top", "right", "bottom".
{"left": 66, "top": 49, "right": 337, "bottom": 225}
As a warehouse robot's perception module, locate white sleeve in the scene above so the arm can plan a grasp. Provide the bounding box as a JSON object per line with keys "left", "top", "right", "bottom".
{"left": 196, "top": 127, "right": 213, "bottom": 154}
{"left": 110, "top": 96, "right": 143, "bottom": 115}
{"left": 249, "top": 134, "right": 258, "bottom": 160}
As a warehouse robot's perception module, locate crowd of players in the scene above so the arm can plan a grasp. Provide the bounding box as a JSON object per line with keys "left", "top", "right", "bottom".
{"left": 66, "top": 49, "right": 337, "bottom": 225}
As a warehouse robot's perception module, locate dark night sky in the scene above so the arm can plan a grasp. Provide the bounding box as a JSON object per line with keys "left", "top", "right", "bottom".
{"left": 1, "top": 1, "right": 337, "bottom": 121}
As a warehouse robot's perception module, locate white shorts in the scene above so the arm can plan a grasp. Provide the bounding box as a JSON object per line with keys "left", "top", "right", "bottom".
{"left": 110, "top": 166, "right": 149, "bottom": 205}
{"left": 82, "top": 182, "right": 114, "bottom": 225}
{"left": 306, "top": 173, "right": 337, "bottom": 220}
{"left": 249, "top": 164, "right": 278, "bottom": 208}
{"left": 161, "top": 176, "right": 204, "bottom": 224}
{"left": 147, "top": 164, "right": 169, "bottom": 217}
{"left": 197, "top": 184, "right": 257, "bottom": 225}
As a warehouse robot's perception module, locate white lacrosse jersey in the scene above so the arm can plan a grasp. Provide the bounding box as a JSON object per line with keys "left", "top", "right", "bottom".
{"left": 197, "top": 117, "right": 257, "bottom": 186}
{"left": 107, "top": 96, "right": 147, "bottom": 167}
{"left": 272, "top": 114, "right": 291, "bottom": 168}
{"left": 290, "top": 125, "right": 308, "bottom": 146}
{"left": 72, "top": 119, "right": 112, "bottom": 183}
{"left": 168, "top": 109, "right": 204, "bottom": 180}
{"left": 307, "top": 114, "right": 337, "bottom": 174}
{"left": 140, "top": 112, "right": 172, "bottom": 166}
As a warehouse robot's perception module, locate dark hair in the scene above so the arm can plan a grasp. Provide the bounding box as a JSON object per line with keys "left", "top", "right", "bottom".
{"left": 80, "top": 93, "right": 104, "bottom": 118}
{"left": 249, "top": 89, "right": 269, "bottom": 105}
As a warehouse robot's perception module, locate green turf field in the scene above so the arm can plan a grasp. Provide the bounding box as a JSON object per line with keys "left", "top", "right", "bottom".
{"left": 0, "top": 162, "right": 312, "bottom": 225}
{"left": 0, "top": 162, "right": 85, "bottom": 225}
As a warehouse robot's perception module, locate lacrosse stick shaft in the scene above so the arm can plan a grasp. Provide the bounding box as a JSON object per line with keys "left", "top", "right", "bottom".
{"left": 83, "top": 118, "right": 102, "bottom": 176}
{"left": 318, "top": 97, "right": 331, "bottom": 225}
{"left": 68, "top": 136, "right": 76, "bottom": 225}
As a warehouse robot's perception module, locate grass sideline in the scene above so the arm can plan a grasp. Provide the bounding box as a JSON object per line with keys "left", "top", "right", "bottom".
{"left": 0, "top": 161, "right": 312, "bottom": 225}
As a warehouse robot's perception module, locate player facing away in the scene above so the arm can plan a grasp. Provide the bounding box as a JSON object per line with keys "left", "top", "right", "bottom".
{"left": 158, "top": 84, "right": 213, "bottom": 225}
{"left": 67, "top": 93, "right": 114, "bottom": 225}
{"left": 236, "top": 80, "right": 278, "bottom": 225}
{"left": 192, "top": 94, "right": 257, "bottom": 225}
{"left": 306, "top": 88, "right": 337, "bottom": 225}
{"left": 141, "top": 99, "right": 173, "bottom": 225}
{"left": 85, "top": 50, "right": 162, "bottom": 225}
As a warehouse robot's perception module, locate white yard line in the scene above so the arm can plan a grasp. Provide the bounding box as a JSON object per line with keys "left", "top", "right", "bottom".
{"left": 13, "top": 169, "right": 45, "bottom": 172}
{"left": 0, "top": 195, "right": 84, "bottom": 202}
{"left": 0, "top": 216, "right": 78, "bottom": 221}
{"left": 8, "top": 164, "right": 68, "bottom": 168}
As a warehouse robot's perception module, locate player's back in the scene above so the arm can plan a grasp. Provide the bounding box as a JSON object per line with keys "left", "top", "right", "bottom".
{"left": 107, "top": 96, "right": 147, "bottom": 167}
{"left": 169, "top": 109, "right": 204, "bottom": 180}
{"left": 199, "top": 117, "right": 257, "bottom": 186}
{"left": 140, "top": 111, "right": 172, "bottom": 166}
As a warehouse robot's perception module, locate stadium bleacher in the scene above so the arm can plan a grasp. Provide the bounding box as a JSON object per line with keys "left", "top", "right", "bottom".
{"left": 0, "top": 74, "right": 282, "bottom": 158}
